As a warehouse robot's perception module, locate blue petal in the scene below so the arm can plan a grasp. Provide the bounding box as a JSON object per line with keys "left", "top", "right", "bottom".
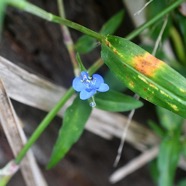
{"left": 80, "top": 71, "right": 89, "bottom": 81}
{"left": 92, "top": 74, "right": 104, "bottom": 88}
{"left": 97, "top": 83, "right": 109, "bottom": 92}
{"left": 72, "top": 77, "right": 85, "bottom": 92}
{"left": 80, "top": 89, "right": 96, "bottom": 100}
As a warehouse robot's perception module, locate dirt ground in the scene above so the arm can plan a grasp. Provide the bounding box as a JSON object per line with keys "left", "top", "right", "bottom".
{"left": 0, "top": 0, "right": 155, "bottom": 185}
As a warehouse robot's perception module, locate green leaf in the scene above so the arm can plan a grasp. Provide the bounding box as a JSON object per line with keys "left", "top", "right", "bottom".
{"left": 0, "top": 0, "right": 7, "bottom": 37}
{"left": 75, "top": 35, "right": 97, "bottom": 54}
{"left": 149, "top": 159, "right": 159, "bottom": 184}
{"left": 181, "top": 139, "right": 186, "bottom": 158}
{"left": 101, "top": 35, "right": 186, "bottom": 118}
{"left": 175, "top": 13, "right": 186, "bottom": 47}
{"left": 104, "top": 70, "right": 127, "bottom": 92}
{"left": 75, "top": 10, "right": 124, "bottom": 54}
{"left": 148, "top": 120, "right": 165, "bottom": 138}
{"left": 100, "top": 10, "right": 124, "bottom": 35}
{"left": 156, "top": 106, "right": 184, "bottom": 131}
{"left": 47, "top": 97, "right": 92, "bottom": 168}
{"left": 158, "top": 136, "right": 181, "bottom": 186}
{"left": 95, "top": 90, "right": 143, "bottom": 112}
{"left": 177, "top": 179, "right": 186, "bottom": 186}
{"left": 146, "top": 0, "right": 171, "bottom": 41}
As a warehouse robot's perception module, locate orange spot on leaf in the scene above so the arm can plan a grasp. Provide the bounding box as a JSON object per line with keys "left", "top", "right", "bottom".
{"left": 134, "top": 53, "right": 164, "bottom": 77}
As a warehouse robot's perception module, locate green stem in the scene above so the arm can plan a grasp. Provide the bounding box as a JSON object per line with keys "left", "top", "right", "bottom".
{"left": 7, "top": 0, "right": 183, "bottom": 42}
{"left": 126, "top": 0, "right": 184, "bottom": 40}
{"left": 15, "top": 88, "right": 74, "bottom": 164}
{"left": 88, "top": 58, "right": 104, "bottom": 75}
{"left": 6, "top": 0, "right": 104, "bottom": 41}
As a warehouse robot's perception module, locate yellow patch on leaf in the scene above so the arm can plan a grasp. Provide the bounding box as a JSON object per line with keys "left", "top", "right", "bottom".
{"left": 134, "top": 53, "right": 164, "bottom": 77}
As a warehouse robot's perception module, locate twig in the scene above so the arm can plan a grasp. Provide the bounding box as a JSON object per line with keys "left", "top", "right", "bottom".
{"left": 113, "top": 95, "right": 139, "bottom": 167}
{"left": 0, "top": 79, "right": 47, "bottom": 186}
{"left": 134, "top": 0, "right": 154, "bottom": 16}
{"left": 152, "top": 16, "right": 168, "bottom": 55}
{"left": 110, "top": 146, "right": 159, "bottom": 183}
{"left": 57, "top": 0, "right": 79, "bottom": 76}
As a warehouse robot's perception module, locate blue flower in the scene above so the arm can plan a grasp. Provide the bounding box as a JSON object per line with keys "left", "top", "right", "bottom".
{"left": 72, "top": 71, "right": 109, "bottom": 100}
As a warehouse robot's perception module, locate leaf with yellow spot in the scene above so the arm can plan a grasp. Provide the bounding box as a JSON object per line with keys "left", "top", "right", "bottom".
{"left": 101, "top": 35, "right": 186, "bottom": 118}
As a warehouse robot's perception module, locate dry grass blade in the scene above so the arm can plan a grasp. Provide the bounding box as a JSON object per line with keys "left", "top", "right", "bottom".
{"left": 0, "top": 56, "right": 66, "bottom": 115}
{"left": 109, "top": 146, "right": 159, "bottom": 183}
{"left": 0, "top": 79, "right": 47, "bottom": 186}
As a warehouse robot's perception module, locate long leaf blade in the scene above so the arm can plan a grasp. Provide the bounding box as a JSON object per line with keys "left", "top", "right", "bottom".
{"left": 156, "top": 106, "right": 183, "bottom": 131}
{"left": 47, "top": 97, "right": 92, "bottom": 168}
{"left": 0, "top": 0, "right": 6, "bottom": 37}
{"left": 158, "top": 136, "right": 181, "bottom": 186}
{"left": 101, "top": 35, "right": 186, "bottom": 118}
{"left": 95, "top": 90, "right": 143, "bottom": 112}
{"left": 100, "top": 10, "right": 124, "bottom": 35}
{"left": 75, "top": 10, "right": 124, "bottom": 54}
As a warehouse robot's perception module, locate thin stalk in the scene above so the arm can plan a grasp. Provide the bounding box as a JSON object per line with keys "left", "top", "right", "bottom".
{"left": 6, "top": 0, "right": 104, "bottom": 41}
{"left": 7, "top": 0, "right": 184, "bottom": 42}
{"left": 88, "top": 58, "right": 104, "bottom": 75}
{"left": 15, "top": 88, "right": 74, "bottom": 164}
{"left": 57, "top": 0, "right": 79, "bottom": 76}
{"left": 126, "top": 0, "right": 184, "bottom": 40}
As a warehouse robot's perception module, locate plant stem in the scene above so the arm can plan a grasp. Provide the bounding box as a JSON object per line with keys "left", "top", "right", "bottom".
{"left": 7, "top": 0, "right": 183, "bottom": 42}
{"left": 15, "top": 88, "right": 74, "bottom": 164}
{"left": 126, "top": 0, "right": 184, "bottom": 40}
{"left": 88, "top": 58, "right": 104, "bottom": 75}
{"left": 57, "top": 0, "right": 79, "bottom": 76}
{"left": 6, "top": 0, "right": 104, "bottom": 41}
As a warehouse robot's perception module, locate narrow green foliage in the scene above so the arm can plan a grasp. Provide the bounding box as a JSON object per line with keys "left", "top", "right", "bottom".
{"left": 170, "top": 27, "right": 186, "bottom": 65}
{"left": 47, "top": 97, "right": 92, "bottom": 168}
{"left": 146, "top": 0, "right": 171, "bottom": 41}
{"left": 104, "top": 70, "right": 127, "bottom": 92}
{"left": 149, "top": 159, "right": 159, "bottom": 184}
{"left": 156, "top": 106, "right": 183, "bottom": 186}
{"left": 75, "top": 10, "right": 124, "bottom": 54}
{"left": 158, "top": 136, "right": 181, "bottom": 186}
{"left": 181, "top": 139, "right": 186, "bottom": 158}
{"left": 178, "top": 179, "right": 186, "bottom": 186}
{"left": 0, "top": 0, "right": 7, "bottom": 37}
{"left": 100, "top": 10, "right": 124, "bottom": 35}
{"left": 75, "top": 35, "right": 97, "bottom": 54}
{"left": 156, "top": 106, "right": 183, "bottom": 131}
{"left": 175, "top": 13, "right": 186, "bottom": 47}
{"left": 95, "top": 90, "right": 143, "bottom": 112}
{"left": 148, "top": 120, "right": 165, "bottom": 138}
{"left": 101, "top": 35, "right": 186, "bottom": 118}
